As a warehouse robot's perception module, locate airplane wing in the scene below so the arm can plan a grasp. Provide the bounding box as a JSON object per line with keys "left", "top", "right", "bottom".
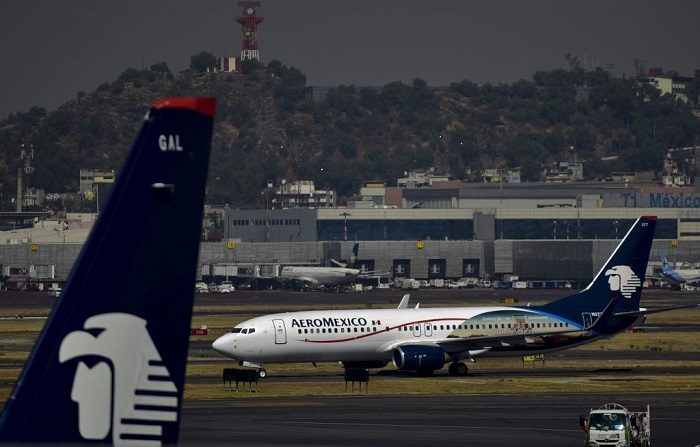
{"left": 295, "top": 276, "right": 320, "bottom": 285}
{"left": 357, "top": 270, "right": 391, "bottom": 277}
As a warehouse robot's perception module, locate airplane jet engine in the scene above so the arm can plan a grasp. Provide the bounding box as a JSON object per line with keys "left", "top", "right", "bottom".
{"left": 392, "top": 345, "right": 446, "bottom": 373}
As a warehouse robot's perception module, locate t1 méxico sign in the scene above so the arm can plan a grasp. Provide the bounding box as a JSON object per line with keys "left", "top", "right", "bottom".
{"left": 612, "top": 192, "right": 700, "bottom": 208}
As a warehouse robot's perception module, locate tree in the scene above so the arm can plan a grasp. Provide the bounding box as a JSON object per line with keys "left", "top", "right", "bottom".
{"left": 449, "top": 79, "right": 478, "bottom": 97}
{"left": 189, "top": 52, "right": 217, "bottom": 73}
{"left": 520, "top": 157, "right": 542, "bottom": 181}
{"left": 149, "top": 62, "right": 171, "bottom": 78}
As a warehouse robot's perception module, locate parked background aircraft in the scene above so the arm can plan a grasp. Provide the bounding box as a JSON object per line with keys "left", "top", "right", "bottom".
{"left": 660, "top": 250, "right": 700, "bottom": 288}
{"left": 0, "top": 97, "right": 215, "bottom": 445}
{"left": 276, "top": 243, "right": 386, "bottom": 290}
{"left": 213, "top": 216, "right": 697, "bottom": 378}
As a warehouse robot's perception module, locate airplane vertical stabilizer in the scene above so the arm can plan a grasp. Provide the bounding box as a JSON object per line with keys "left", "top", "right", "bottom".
{"left": 538, "top": 216, "right": 656, "bottom": 321}
{"left": 0, "top": 97, "right": 215, "bottom": 445}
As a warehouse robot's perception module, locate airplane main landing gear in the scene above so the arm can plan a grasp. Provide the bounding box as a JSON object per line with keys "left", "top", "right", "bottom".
{"left": 448, "top": 361, "right": 468, "bottom": 376}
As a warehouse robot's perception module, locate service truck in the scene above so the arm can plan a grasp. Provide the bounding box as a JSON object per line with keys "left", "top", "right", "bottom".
{"left": 579, "top": 403, "right": 650, "bottom": 447}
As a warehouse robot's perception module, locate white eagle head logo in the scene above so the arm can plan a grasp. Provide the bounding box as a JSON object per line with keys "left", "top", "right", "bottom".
{"left": 59, "top": 313, "right": 178, "bottom": 446}
{"left": 605, "top": 265, "right": 641, "bottom": 298}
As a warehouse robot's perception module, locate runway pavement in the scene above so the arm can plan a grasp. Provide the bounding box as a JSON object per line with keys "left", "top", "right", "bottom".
{"left": 179, "top": 392, "right": 700, "bottom": 447}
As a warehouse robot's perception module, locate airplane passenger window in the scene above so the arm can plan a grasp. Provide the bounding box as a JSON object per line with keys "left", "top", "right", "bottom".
{"left": 298, "top": 329, "right": 302, "bottom": 334}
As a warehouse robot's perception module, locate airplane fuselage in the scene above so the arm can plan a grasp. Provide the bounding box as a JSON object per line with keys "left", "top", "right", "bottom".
{"left": 212, "top": 305, "right": 624, "bottom": 365}
{"left": 661, "top": 268, "right": 700, "bottom": 286}
{"left": 279, "top": 266, "right": 360, "bottom": 287}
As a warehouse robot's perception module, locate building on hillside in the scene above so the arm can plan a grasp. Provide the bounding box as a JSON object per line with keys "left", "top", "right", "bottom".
{"left": 397, "top": 168, "right": 450, "bottom": 188}
{"left": 544, "top": 161, "right": 583, "bottom": 183}
{"left": 79, "top": 169, "right": 115, "bottom": 213}
{"left": 217, "top": 57, "right": 242, "bottom": 73}
{"left": 79, "top": 169, "right": 115, "bottom": 194}
{"left": 482, "top": 168, "right": 521, "bottom": 184}
{"left": 662, "top": 151, "right": 693, "bottom": 187}
{"left": 637, "top": 69, "right": 694, "bottom": 103}
{"left": 270, "top": 180, "right": 336, "bottom": 209}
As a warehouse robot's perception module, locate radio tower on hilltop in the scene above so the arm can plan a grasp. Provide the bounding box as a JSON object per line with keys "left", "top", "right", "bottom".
{"left": 236, "top": 1, "right": 264, "bottom": 61}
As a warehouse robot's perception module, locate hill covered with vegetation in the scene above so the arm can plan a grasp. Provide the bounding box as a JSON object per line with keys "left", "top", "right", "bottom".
{"left": 1, "top": 53, "right": 698, "bottom": 208}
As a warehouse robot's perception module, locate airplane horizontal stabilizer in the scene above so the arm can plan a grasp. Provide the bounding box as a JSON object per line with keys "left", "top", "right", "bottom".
{"left": 614, "top": 303, "right": 699, "bottom": 318}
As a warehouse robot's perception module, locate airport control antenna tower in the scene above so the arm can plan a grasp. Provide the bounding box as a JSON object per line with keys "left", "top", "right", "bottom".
{"left": 235, "top": 1, "right": 264, "bottom": 61}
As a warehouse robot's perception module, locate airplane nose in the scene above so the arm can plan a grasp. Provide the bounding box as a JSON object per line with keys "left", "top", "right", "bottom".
{"left": 212, "top": 333, "right": 236, "bottom": 357}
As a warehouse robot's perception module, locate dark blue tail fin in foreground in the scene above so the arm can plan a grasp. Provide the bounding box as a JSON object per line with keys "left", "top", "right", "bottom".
{"left": 538, "top": 216, "right": 656, "bottom": 322}
{"left": 0, "top": 98, "right": 215, "bottom": 445}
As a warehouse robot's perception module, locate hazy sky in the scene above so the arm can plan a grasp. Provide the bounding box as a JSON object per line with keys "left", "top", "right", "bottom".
{"left": 1, "top": 0, "right": 698, "bottom": 119}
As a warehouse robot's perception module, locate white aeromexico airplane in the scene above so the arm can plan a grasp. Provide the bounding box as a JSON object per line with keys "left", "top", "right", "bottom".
{"left": 212, "top": 216, "right": 696, "bottom": 377}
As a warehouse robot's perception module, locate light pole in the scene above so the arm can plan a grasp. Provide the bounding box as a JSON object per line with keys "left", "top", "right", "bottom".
{"left": 340, "top": 211, "right": 351, "bottom": 241}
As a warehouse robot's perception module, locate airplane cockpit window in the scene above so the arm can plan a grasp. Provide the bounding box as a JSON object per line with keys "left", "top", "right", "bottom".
{"left": 231, "top": 328, "right": 243, "bottom": 333}
{"left": 248, "top": 328, "right": 256, "bottom": 334}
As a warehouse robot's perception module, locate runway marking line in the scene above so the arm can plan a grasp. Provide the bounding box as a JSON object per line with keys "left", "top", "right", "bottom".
{"left": 280, "top": 420, "right": 581, "bottom": 433}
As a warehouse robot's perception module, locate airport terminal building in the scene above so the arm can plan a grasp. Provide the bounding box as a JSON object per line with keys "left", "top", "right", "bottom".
{"left": 2, "top": 181, "right": 700, "bottom": 286}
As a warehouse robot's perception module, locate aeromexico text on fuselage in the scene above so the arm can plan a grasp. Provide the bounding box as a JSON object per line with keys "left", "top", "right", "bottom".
{"left": 292, "top": 317, "right": 370, "bottom": 328}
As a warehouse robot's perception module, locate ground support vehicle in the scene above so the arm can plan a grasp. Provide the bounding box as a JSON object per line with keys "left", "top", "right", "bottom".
{"left": 580, "top": 403, "right": 650, "bottom": 447}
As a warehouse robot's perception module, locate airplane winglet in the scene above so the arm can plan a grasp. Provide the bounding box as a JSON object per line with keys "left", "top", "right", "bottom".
{"left": 397, "top": 294, "right": 410, "bottom": 309}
